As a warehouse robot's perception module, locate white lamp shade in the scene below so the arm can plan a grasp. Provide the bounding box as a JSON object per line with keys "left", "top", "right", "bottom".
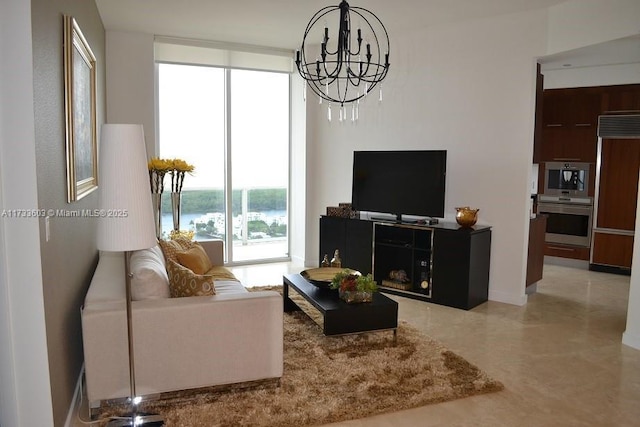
{"left": 96, "top": 124, "right": 156, "bottom": 252}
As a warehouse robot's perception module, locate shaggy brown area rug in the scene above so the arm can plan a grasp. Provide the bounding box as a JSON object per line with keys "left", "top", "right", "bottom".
{"left": 98, "top": 289, "right": 503, "bottom": 426}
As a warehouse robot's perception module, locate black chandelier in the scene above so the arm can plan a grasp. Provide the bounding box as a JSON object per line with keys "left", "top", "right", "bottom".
{"left": 295, "top": 0, "right": 390, "bottom": 119}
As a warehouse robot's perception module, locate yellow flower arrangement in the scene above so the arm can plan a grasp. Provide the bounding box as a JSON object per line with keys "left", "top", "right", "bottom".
{"left": 170, "top": 159, "right": 195, "bottom": 173}
{"left": 169, "top": 229, "right": 195, "bottom": 241}
{"left": 147, "top": 157, "right": 195, "bottom": 193}
{"left": 148, "top": 157, "right": 172, "bottom": 193}
{"left": 148, "top": 157, "right": 172, "bottom": 172}
{"left": 168, "top": 158, "right": 195, "bottom": 193}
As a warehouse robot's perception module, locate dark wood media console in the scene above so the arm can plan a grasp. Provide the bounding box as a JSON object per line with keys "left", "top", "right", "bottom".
{"left": 319, "top": 216, "right": 492, "bottom": 310}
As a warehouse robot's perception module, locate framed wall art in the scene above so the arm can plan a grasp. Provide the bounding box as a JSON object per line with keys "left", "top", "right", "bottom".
{"left": 63, "top": 15, "right": 98, "bottom": 202}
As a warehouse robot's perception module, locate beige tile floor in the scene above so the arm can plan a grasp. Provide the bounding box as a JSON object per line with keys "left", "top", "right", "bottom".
{"left": 76, "top": 263, "right": 640, "bottom": 426}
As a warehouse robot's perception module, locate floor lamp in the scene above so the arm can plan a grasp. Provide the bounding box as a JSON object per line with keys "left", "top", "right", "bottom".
{"left": 96, "top": 124, "right": 164, "bottom": 426}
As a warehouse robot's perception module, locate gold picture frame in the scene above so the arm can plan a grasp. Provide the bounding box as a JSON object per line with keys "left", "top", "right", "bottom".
{"left": 63, "top": 16, "right": 98, "bottom": 202}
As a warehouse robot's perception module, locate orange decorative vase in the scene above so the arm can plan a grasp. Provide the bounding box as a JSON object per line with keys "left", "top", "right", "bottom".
{"left": 455, "top": 207, "right": 479, "bottom": 227}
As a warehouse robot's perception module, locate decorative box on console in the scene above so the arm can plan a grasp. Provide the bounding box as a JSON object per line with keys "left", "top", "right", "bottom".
{"left": 327, "top": 203, "right": 358, "bottom": 219}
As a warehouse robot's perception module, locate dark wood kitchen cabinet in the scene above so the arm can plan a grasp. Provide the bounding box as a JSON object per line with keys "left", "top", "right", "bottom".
{"left": 590, "top": 138, "right": 640, "bottom": 272}
{"left": 540, "top": 127, "right": 597, "bottom": 163}
{"left": 534, "top": 84, "right": 640, "bottom": 265}
{"left": 602, "top": 85, "right": 640, "bottom": 114}
{"left": 535, "top": 84, "right": 640, "bottom": 165}
{"left": 540, "top": 87, "right": 600, "bottom": 163}
{"left": 533, "top": 64, "right": 544, "bottom": 163}
{"left": 542, "top": 88, "right": 601, "bottom": 127}
{"left": 544, "top": 243, "right": 590, "bottom": 261}
{"left": 591, "top": 233, "right": 634, "bottom": 270}
{"left": 527, "top": 215, "right": 546, "bottom": 287}
{"left": 595, "top": 139, "right": 640, "bottom": 231}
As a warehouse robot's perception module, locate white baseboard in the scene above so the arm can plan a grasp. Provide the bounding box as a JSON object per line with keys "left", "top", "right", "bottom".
{"left": 622, "top": 331, "right": 640, "bottom": 351}
{"left": 64, "top": 363, "right": 85, "bottom": 427}
{"left": 488, "top": 289, "right": 528, "bottom": 306}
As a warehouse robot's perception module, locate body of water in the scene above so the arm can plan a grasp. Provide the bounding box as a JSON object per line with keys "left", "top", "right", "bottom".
{"left": 160, "top": 210, "right": 287, "bottom": 238}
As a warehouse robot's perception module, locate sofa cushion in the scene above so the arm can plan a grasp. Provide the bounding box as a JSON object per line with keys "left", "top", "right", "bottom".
{"left": 130, "top": 245, "right": 171, "bottom": 300}
{"left": 158, "top": 238, "right": 191, "bottom": 263}
{"left": 166, "top": 259, "right": 216, "bottom": 298}
{"left": 175, "top": 244, "right": 213, "bottom": 275}
{"left": 213, "top": 280, "right": 249, "bottom": 295}
{"left": 204, "top": 265, "right": 239, "bottom": 282}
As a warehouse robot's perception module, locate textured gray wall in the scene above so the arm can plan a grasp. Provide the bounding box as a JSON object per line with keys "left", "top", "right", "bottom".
{"left": 31, "top": 0, "right": 105, "bottom": 424}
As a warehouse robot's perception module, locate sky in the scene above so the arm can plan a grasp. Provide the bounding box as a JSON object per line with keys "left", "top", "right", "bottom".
{"left": 158, "top": 63, "right": 290, "bottom": 190}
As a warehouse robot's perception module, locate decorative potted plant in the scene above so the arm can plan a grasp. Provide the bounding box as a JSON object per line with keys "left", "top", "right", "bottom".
{"left": 330, "top": 270, "right": 378, "bottom": 303}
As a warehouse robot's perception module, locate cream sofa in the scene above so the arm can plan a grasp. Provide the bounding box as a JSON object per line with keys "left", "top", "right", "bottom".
{"left": 81, "top": 239, "right": 283, "bottom": 408}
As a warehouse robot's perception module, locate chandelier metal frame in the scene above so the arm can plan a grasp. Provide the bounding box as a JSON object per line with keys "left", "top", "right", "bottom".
{"left": 295, "top": 0, "right": 390, "bottom": 107}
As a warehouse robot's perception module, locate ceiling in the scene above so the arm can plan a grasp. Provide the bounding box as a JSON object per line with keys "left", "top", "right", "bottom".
{"left": 95, "top": 0, "right": 639, "bottom": 70}
{"left": 95, "top": 0, "right": 567, "bottom": 50}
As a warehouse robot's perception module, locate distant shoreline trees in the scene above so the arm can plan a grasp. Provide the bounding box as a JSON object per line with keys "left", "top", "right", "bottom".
{"left": 161, "top": 188, "right": 287, "bottom": 214}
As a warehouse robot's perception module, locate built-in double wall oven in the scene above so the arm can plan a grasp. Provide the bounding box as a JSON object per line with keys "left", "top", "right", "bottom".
{"left": 537, "top": 195, "right": 593, "bottom": 247}
{"left": 537, "top": 162, "right": 593, "bottom": 247}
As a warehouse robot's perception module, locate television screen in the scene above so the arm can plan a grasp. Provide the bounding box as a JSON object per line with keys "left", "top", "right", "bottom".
{"left": 352, "top": 150, "right": 447, "bottom": 219}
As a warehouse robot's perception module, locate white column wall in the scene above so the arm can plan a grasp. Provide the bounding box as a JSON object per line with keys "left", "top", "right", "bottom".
{"left": 624, "top": 171, "right": 640, "bottom": 349}
{"left": 290, "top": 73, "right": 307, "bottom": 265}
{"left": 0, "top": 0, "right": 54, "bottom": 425}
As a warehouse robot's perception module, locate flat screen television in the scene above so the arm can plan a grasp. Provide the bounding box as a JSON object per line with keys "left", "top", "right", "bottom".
{"left": 351, "top": 150, "right": 447, "bottom": 221}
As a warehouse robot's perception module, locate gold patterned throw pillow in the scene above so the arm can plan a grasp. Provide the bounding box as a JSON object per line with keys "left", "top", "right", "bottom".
{"left": 158, "top": 239, "right": 185, "bottom": 263}
{"left": 175, "top": 244, "right": 213, "bottom": 275}
{"left": 158, "top": 238, "right": 194, "bottom": 263}
{"left": 166, "top": 259, "right": 216, "bottom": 298}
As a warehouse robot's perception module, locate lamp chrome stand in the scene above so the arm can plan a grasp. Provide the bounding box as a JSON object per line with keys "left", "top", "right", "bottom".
{"left": 107, "top": 251, "right": 164, "bottom": 427}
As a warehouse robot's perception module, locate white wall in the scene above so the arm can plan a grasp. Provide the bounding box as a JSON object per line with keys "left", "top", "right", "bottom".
{"left": 305, "top": 9, "right": 549, "bottom": 306}
{"left": 105, "top": 31, "right": 156, "bottom": 157}
{"left": 547, "top": 0, "right": 640, "bottom": 54}
{"left": 0, "top": 0, "right": 54, "bottom": 426}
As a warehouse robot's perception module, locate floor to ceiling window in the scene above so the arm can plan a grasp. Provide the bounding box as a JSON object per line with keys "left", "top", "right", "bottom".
{"left": 157, "top": 56, "right": 290, "bottom": 264}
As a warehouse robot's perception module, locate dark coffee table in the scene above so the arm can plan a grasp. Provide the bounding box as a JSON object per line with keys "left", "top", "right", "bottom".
{"left": 283, "top": 273, "right": 398, "bottom": 338}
